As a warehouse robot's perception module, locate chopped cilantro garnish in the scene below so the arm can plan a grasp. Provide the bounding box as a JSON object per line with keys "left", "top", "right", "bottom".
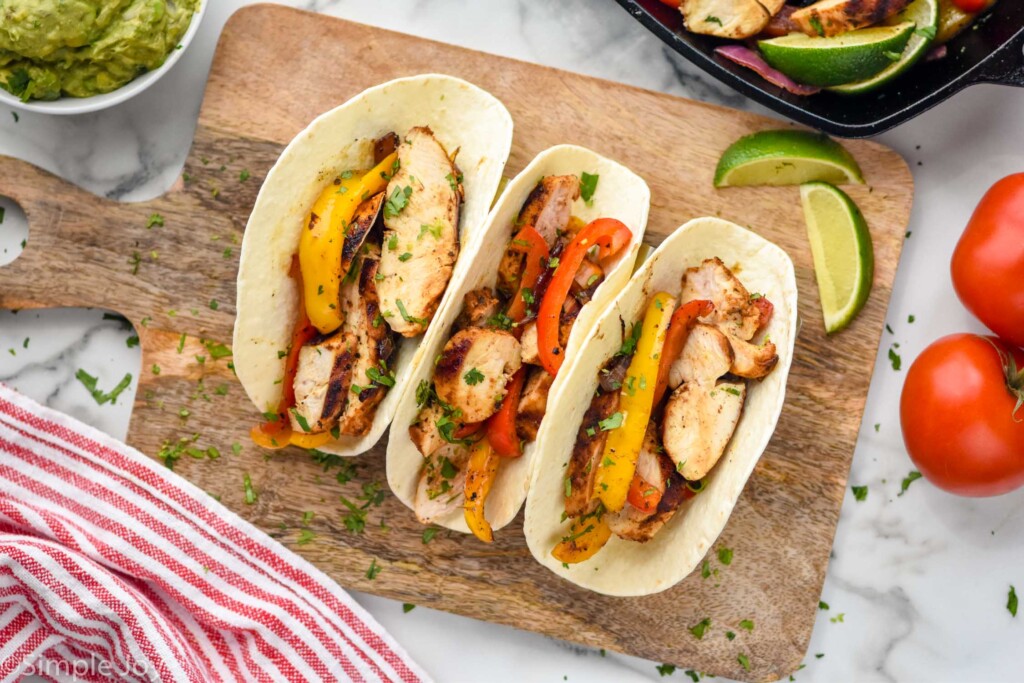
{"left": 396, "top": 299, "right": 427, "bottom": 325}
{"left": 243, "top": 473, "right": 257, "bottom": 504}
{"left": 619, "top": 322, "right": 642, "bottom": 356}
{"left": 403, "top": 603, "right": 416, "bottom": 613}
{"left": 738, "top": 619, "right": 754, "bottom": 631}
{"left": 718, "top": 547, "right": 733, "bottom": 565}
{"left": 366, "top": 365, "right": 396, "bottom": 388}
{"left": 689, "top": 618, "right": 711, "bottom": 639}
{"left": 888, "top": 346, "right": 902, "bottom": 371}
{"left": 290, "top": 409, "right": 311, "bottom": 432}
{"left": 737, "top": 653, "right": 751, "bottom": 672}
{"left": 564, "top": 477, "right": 572, "bottom": 498}
{"left": 146, "top": 213, "right": 164, "bottom": 229}
{"left": 656, "top": 664, "right": 676, "bottom": 677}
{"left": 75, "top": 370, "right": 132, "bottom": 406}
{"left": 898, "top": 470, "right": 922, "bottom": 496}
{"left": 366, "top": 558, "right": 382, "bottom": 580}
{"left": 209, "top": 299, "right": 219, "bottom": 310}
{"left": 239, "top": 169, "right": 251, "bottom": 182}
{"left": 598, "top": 412, "right": 623, "bottom": 431}
{"left": 126, "top": 335, "right": 139, "bottom": 348}
{"left": 819, "top": 600, "right": 829, "bottom": 610}
{"left": 398, "top": 252, "right": 412, "bottom": 262}
{"left": 422, "top": 527, "right": 440, "bottom": 544}
{"left": 384, "top": 185, "right": 413, "bottom": 218}
{"left": 851, "top": 485, "right": 868, "bottom": 502}
{"left": 1009, "top": 585, "right": 1018, "bottom": 617}
{"left": 463, "top": 368, "right": 485, "bottom": 385}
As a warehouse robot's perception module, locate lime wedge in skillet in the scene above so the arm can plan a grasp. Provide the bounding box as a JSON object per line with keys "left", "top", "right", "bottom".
{"left": 800, "top": 182, "right": 874, "bottom": 334}
{"left": 714, "top": 130, "right": 864, "bottom": 187}
{"left": 830, "top": 0, "right": 940, "bottom": 94}
{"left": 758, "top": 22, "right": 917, "bottom": 88}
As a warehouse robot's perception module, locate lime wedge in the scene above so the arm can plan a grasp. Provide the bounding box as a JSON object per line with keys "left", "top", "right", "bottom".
{"left": 714, "top": 130, "right": 864, "bottom": 187}
{"left": 800, "top": 182, "right": 873, "bottom": 334}
{"left": 830, "top": 0, "right": 939, "bottom": 94}
{"left": 758, "top": 22, "right": 916, "bottom": 88}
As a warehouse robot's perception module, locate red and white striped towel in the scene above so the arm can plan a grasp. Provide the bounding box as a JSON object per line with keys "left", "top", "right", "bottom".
{"left": 0, "top": 384, "right": 429, "bottom": 683}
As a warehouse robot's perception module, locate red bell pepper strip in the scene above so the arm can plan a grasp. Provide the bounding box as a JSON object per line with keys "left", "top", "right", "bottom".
{"left": 506, "top": 225, "right": 550, "bottom": 323}
{"left": 752, "top": 296, "right": 774, "bottom": 337}
{"left": 651, "top": 299, "right": 714, "bottom": 408}
{"left": 485, "top": 367, "right": 527, "bottom": 457}
{"left": 537, "top": 218, "right": 633, "bottom": 375}
{"left": 626, "top": 473, "right": 661, "bottom": 514}
{"left": 453, "top": 421, "right": 484, "bottom": 440}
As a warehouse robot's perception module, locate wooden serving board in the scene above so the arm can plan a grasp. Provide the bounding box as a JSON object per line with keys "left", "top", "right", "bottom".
{"left": 0, "top": 6, "right": 913, "bottom": 681}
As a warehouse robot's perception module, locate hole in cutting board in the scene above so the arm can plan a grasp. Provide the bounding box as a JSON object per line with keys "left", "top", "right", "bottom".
{"left": 0, "top": 308, "right": 141, "bottom": 441}
{"left": 0, "top": 197, "right": 28, "bottom": 266}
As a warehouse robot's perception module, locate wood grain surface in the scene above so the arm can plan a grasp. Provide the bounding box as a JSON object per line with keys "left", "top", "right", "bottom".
{"left": 0, "top": 6, "right": 913, "bottom": 681}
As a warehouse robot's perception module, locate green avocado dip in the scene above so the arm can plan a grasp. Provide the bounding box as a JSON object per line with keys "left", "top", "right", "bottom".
{"left": 0, "top": 0, "right": 199, "bottom": 101}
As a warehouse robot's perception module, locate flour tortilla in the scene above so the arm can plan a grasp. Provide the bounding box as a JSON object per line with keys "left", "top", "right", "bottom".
{"left": 386, "top": 145, "right": 651, "bottom": 534}
{"left": 524, "top": 217, "right": 798, "bottom": 596}
{"left": 233, "top": 75, "right": 513, "bottom": 456}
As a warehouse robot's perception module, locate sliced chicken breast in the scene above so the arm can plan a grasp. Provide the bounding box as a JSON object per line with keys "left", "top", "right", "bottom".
{"left": 454, "top": 287, "right": 501, "bottom": 331}
{"left": 339, "top": 192, "right": 384, "bottom": 286}
{"left": 378, "top": 126, "right": 462, "bottom": 337}
{"left": 680, "top": 0, "right": 786, "bottom": 39}
{"left": 433, "top": 328, "right": 522, "bottom": 423}
{"left": 662, "top": 380, "right": 746, "bottom": 482}
{"left": 680, "top": 257, "right": 761, "bottom": 341}
{"left": 727, "top": 334, "right": 779, "bottom": 380}
{"left": 290, "top": 332, "right": 357, "bottom": 434}
{"left": 515, "top": 368, "right": 555, "bottom": 442}
{"left": 565, "top": 391, "right": 621, "bottom": 518}
{"left": 415, "top": 444, "right": 470, "bottom": 524}
{"left": 607, "top": 425, "right": 674, "bottom": 542}
{"left": 409, "top": 403, "right": 448, "bottom": 458}
{"left": 335, "top": 246, "right": 396, "bottom": 436}
{"left": 669, "top": 323, "right": 734, "bottom": 390}
{"left": 497, "top": 175, "right": 580, "bottom": 295}
{"left": 519, "top": 321, "right": 540, "bottom": 365}
{"left": 792, "top": 0, "right": 911, "bottom": 37}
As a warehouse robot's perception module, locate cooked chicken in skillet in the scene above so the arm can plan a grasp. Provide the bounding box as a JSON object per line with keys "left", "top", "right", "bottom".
{"left": 378, "top": 126, "right": 463, "bottom": 337}
{"left": 433, "top": 327, "right": 523, "bottom": 424}
{"left": 792, "top": 0, "right": 911, "bottom": 37}
{"left": 680, "top": 0, "right": 786, "bottom": 39}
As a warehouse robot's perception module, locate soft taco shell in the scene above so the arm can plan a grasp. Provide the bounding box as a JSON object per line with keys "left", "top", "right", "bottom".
{"left": 233, "top": 74, "right": 513, "bottom": 456}
{"left": 386, "top": 145, "right": 651, "bottom": 534}
{"left": 524, "top": 217, "right": 797, "bottom": 596}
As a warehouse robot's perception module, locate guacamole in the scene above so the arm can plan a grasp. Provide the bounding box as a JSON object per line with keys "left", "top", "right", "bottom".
{"left": 0, "top": 0, "right": 199, "bottom": 101}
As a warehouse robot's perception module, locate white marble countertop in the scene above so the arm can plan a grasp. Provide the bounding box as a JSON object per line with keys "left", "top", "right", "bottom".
{"left": 2, "top": 2, "right": 1022, "bottom": 682}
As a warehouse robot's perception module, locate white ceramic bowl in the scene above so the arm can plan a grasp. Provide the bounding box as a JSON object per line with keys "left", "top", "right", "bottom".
{"left": 0, "top": 1, "right": 206, "bottom": 116}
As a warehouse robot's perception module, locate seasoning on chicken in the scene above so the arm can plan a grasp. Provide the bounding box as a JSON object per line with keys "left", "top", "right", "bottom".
{"left": 516, "top": 368, "right": 555, "bottom": 442}
{"left": 409, "top": 403, "right": 449, "bottom": 458}
{"left": 497, "top": 175, "right": 580, "bottom": 295}
{"left": 669, "top": 323, "right": 734, "bottom": 389}
{"left": 791, "top": 0, "right": 911, "bottom": 37}
{"left": 334, "top": 246, "right": 395, "bottom": 436}
{"left": 680, "top": 257, "right": 761, "bottom": 341}
{"left": 680, "top": 0, "right": 787, "bottom": 39}
{"left": 378, "top": 126, "right": 462, "bottom": 337}
{"left": 290, "top": 332, "right": 358, "bottom": 434}
{"left": 662, "top": 380, "right": 747, "bottom": 481}
{"left": 338, "top": 192, "right": 384, "bottom": 287}
{"left": 433, "top": 327, "right": 523, "bottom": 423}
{"left": 565, "top": 391, "right": 621, "bottom": 518}
{"left": 454, "top": 287, "right": 502, "bottom": 331}
{"left": 415, "top": 445, "right": 470, "bottom": 524}
{"left": 727, "top": 334, "right": 779, "bottom": 380}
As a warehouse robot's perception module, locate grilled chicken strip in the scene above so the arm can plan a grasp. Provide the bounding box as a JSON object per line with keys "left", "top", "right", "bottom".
{"left": 726, "top": 334, "right": 778, "bottom": 380}
{"left": 663, "top": 380, "right": 747, "bottom": 482}
{"left": 415, "top": 444, "right": 470, "bottom": 524}
{"left": 791, "top": 0, "right": 911, "bottom": 37}
{"left": 566, "top": 391, "right": 621, "bottom": 518}
{"left": 378, "top": 126, "right": 462, "bottom": 337}
{"left": 497, "top": 175, "right": 580, "bottom": 295}
{"left": 681, "top": 257, "right": 761, "bottom": 341}
{"left": 433, "top": 328, "right": 523, "bottom": 423}
{"left": 339, "top": 192, "right": 384, "bottom": 286}
{"left": 519, "top": 322, "right": 540, "bottom": 365}
{"left": 516, "top": 368, "right": 555, "bottom": 442}
{"left": 680, "top": 0, "right": 786, "bottom": 39}
{"left": 454, "top": 287, "right": 501, "bottom": 331}
{"left": 669, "top": 324, "right": 734, "bottom": 389}
{"left": 607, "top": 425, "right": 678, "bottom": 542}
{"left": 290, "top": 332, "right": 357, "bottom": 434}
{"left": 409, "top": 403, "right": 449, "bottom": 458}
{"left": 334, "top": 246, "right": 395, "bottom": 436}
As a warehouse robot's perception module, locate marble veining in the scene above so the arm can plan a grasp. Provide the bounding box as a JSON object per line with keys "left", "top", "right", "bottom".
{"left": 1, "top": 1, "right": 1022, "bottom": 681}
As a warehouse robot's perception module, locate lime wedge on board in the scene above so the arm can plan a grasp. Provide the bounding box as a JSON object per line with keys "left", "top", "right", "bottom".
{"left": 758, "top": 22, "right": 916, "bottom": 88}
{"left": 800, "top": 182, "right": 874, "bottom": 334}
{"left": 830, "top": 0, "right": 939, "bottom": 94}
{"left": 714, "top": 130, "right": 864, "bottom": 187}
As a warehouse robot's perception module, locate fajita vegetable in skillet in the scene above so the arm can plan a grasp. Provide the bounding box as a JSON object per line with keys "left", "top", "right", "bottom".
{"left": 387, "top": 146, "right": 650, "bottom": 541}
{"left": 524, "top": 217, "right": 796, "bottom": 596}
{"left": 233, "top": 75, "right": 513, "bottom": 456}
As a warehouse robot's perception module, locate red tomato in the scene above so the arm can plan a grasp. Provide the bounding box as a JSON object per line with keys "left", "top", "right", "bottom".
{"left": 900, "top": 334, "right": 1024, "bottom": 497}
{"left": 952, "top": 0, "right": 990, "bottom": 12}
{"left": 951, "top": 173, "right": 1024, "bottom": 347}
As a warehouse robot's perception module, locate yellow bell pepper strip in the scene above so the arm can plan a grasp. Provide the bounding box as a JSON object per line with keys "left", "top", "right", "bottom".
{"left": 463, "top": 438, "right": 501, "bottom": 542}
{"left": 300, "top": 151, "right": 398, "bottom": 334}
{"left": 593, "top": 291, "right": 676, "bottom": 512}
{"left": 537, "top": 218, "right": 633, "bottom": 376}
{"left": 551, "top": 507, "right": 612, "bottom": 564}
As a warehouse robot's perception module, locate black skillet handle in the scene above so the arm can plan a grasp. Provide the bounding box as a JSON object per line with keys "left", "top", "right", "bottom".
{"left": 973, "top": 29, "right": 1024, "bottom": 87}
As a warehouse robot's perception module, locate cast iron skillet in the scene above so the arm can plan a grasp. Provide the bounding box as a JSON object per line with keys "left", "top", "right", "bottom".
{"left": 614, "top": 0, "right": 1024, "bottom": 137}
